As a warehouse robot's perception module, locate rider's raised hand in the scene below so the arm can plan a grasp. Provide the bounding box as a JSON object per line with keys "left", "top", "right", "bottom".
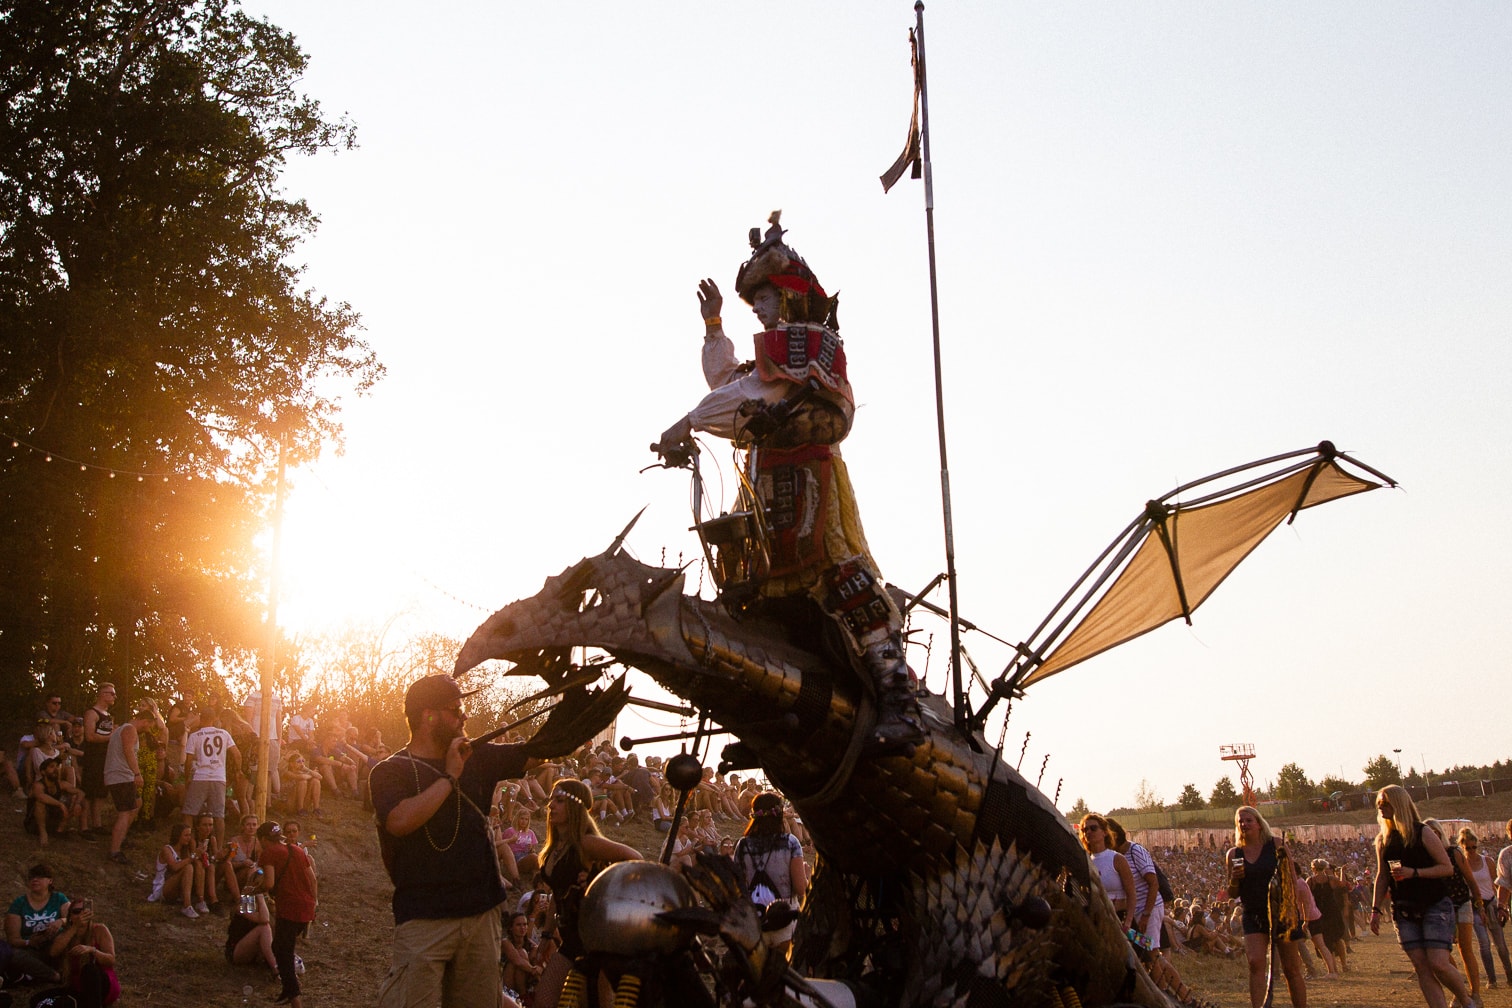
{"left": 697, "top": 279, "right": 723, "bottom": 323}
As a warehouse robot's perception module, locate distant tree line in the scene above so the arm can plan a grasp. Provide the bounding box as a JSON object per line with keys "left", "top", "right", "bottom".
{"left": 1065, "top": 754, "right": 1512, "bottom": 818}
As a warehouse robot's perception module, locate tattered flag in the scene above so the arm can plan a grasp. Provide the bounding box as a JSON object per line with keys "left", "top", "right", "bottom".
{"left": 879, "top": 28, "right": 922, "bottom": 193}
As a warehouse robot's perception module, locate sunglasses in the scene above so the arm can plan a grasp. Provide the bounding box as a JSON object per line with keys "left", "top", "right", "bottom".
{"left": 1083, "top": 824, "right": 1102, "bottom": 832}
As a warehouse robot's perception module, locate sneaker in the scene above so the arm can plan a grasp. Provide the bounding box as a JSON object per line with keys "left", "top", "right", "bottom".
{"left": 194, "top": 901, "right": 210, "bottom": 914}
{"left": 294, "top": 955, "right": 305, "bottom": 975}
{"left": 108, "top": 850, "right": 129, "bottom": 865}
{"left": 181, "top": 905, "right": 200, "bottom": 919}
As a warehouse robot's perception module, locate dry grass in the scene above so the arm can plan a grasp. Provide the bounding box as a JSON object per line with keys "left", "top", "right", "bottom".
{"left": 6, "top": 790, "right": 1509, "bottom": 1006}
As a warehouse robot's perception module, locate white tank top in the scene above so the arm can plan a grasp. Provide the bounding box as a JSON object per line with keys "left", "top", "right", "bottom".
{"left": 1471, "top": 854, "right": 1495, "bottom": 900}
{"left": 1091, "top": 848, "right": 1127, "bottom": 901}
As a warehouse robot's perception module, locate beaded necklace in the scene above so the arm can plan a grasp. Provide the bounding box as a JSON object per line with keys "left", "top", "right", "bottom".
{"left": 402, "top": 751, "right": 461, "bottom": 852}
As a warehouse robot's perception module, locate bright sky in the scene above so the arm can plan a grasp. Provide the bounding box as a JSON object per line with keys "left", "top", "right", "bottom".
{"left": 243, "top": 1, "right": 1512, "bottom": 814}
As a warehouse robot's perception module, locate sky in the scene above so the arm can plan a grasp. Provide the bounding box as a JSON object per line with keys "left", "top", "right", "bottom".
{"left": 239, "top": 0, "right": 1512, "bottom": 814}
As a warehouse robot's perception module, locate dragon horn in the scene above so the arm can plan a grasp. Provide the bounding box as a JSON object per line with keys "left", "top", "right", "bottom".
{"left": 604, "top": 506, "right": 647, "bottom": 557}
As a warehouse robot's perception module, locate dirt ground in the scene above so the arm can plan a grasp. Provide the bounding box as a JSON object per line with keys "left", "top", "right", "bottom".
{"left": 5, "top": 789, "right": 1505, "bottom": 1007}
{"left": 1175, "top": 924, "right": 1498, "bottom": 1008}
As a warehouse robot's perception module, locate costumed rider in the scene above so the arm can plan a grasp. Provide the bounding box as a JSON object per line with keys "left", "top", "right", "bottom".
{"left": 653, "top": 212, "right": 923, "bottom": 750}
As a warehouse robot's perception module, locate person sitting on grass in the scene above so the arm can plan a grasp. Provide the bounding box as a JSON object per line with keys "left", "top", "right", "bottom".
{"left": 283, "top": 819, "right": 318, "bottom": 876}
{"left": 282, "top": 744, "right": 323, "bottom": 816}
{"left": 149, "top": 823, "right": 209, "bottom": 918}
{"left": 222, "top": 812, "right": 262, "bottom": 903}
{"left": 46, "top": 895, "right": 121, "bottom": 1007}
{"left": 26, "top": 756, "right": 85, "bottom": 845}
{"left": 225, "top": 891, "right": 280, "bottom": 979}
{"left": 193, "top": 812, "right": 226, "bottom": 913}
{"left": 4, "top": 862, "right": 68, "bottom": 985}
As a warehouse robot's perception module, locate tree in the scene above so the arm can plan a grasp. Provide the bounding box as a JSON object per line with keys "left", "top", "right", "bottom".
{"left": 1176, "top": 784, "right": 1206, "bottom": 810}
{"left": 1134, "top": 779, "right": 1163, "bottom": 812}
{"left": 1274, "top": 762, "right": 1316, "bottom": 802}
{"left": 1363, "top": 754, "right": 1400, "bottom": 791}
{"left": 0, "top": 0, "right": 379, "bottom": 710}
{"left": 1318, "top": 774, "right": 1354, "bottom": 795}
{"left": 1210, "top": 776, "right": 1239, "bottom": 807}
{"left": 1067, "top": 797, "right": 1090, "bottom": 820}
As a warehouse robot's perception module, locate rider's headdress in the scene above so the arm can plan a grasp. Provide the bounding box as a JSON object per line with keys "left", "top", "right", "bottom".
{"left": 734, "top": 211, "right": 840, "bottom": 330}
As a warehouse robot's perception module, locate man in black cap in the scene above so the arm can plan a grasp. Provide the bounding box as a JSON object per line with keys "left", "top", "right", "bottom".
{"left": 371, "top": 675, "right": 536, "bottom": 1008}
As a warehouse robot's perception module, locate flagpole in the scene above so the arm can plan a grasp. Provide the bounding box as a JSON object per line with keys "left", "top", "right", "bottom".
{"left": 912, "top": 2, "right": 966, "bottom": 730}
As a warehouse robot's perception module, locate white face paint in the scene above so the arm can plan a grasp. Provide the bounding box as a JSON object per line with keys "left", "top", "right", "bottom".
{"left": 751, "top": 285, "right": 783, "bottom": 329}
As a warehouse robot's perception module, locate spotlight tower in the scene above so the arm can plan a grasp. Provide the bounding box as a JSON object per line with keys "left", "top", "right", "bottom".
{"left": 1219, "top": 743, "right": 1258, "bottom": 808}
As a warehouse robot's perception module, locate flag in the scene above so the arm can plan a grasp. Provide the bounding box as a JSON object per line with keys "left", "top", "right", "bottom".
{"left": 879, "top": 28, "right": 922, "bottom": 193}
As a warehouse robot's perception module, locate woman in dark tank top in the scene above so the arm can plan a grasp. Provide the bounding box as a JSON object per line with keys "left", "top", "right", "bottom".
{"left": 1368, "top": 784, "right": 1471, "bottom": 1008}
{"left": 533, "top": 777, "right": 640, "bottom": 1008}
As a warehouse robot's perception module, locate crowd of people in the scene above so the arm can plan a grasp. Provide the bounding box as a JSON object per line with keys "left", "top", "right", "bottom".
{"left": 16, "top": 674, "right": 1512, "bottom": 1008}
{"left": 4, "top": 677, "right": 818, "bottom": 1008}
{"left": 1079, "top": 797, "right": 1512, "bottom": 1008}
{"left": 1, "top": 684, "right": 386, "bottom": 1005}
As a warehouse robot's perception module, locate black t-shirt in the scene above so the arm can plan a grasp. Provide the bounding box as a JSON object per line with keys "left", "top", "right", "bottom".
{"left": 371, "top": 742, "right": 528, "bottom": 925}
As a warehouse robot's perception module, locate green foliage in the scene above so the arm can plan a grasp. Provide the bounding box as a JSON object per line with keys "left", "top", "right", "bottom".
{"left": 1210, "top": 776, "right": 1239, "bottom": 807}
{"left": 1176, "top": 783, "right": 1206, "bottom": 810}
{"left": 1134, "top": 778, "right": 1163, "bottom": 812}
{"left": 1274, "top": 762, "right": 1316, "bottom": 802}
{"left": 1067, "top": 796, "right": 1090, "bottom": 820}
{"left": 1363, "top": 754, "right": 1400, "bottom": 790}
{"left": 0, "top": 0, "right": 379, "bottom": 707}
{"left": 1317, "top": 774, "right": 1355, "bottom": 794}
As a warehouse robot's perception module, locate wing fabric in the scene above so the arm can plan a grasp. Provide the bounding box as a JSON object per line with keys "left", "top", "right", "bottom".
{"left": 1017, "top": 457, "right": 1382, "bottom": 689}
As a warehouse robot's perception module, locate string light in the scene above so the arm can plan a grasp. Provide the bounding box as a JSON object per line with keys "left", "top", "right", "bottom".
{"left": 3, "top": 430, "right": 194, "bottom": 482}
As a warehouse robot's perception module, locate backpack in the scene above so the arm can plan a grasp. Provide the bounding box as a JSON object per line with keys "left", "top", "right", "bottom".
{"left": 738, "top": 838, "right": 790, "bottom": 907}
{"left": 1155, "top": 862, "right": 1175, "bottom": 905}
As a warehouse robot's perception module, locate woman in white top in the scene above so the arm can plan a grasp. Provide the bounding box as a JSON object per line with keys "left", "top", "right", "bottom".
{"left": 1461, "top": 827, "right": 1512, "bottom": 987}
{"left": 149, "top": 823, "right": 208, "bottom": 918}
{"left": 1081, "top": 812, "right": 1136, "bottom": 933}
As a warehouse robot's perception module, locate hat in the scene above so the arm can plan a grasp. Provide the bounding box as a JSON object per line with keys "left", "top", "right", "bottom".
{"left": 404, "top": 675, "right": 477, "bottom": 717}
{"left": 734, "top": 211, "right": 838, "bottom": 328}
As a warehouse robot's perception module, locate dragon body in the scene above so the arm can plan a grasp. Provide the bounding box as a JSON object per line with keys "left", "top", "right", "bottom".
{"left": 458, "top": 549, "right": 1170, "bottom": 1008}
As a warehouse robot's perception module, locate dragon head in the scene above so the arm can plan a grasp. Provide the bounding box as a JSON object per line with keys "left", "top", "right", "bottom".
{"left": 454, "top": 548, "right": 691, "bottom": 680}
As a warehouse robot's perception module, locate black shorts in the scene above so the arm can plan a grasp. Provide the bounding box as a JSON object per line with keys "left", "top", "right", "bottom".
{"left": 108, "top": 781, "right": 140, "bottom": 812}
{"left": 82, "top": 746, "right": 108, "bottom": 798}
{"left": 1242, "top": 908, "right": 1305, "bottom": 942}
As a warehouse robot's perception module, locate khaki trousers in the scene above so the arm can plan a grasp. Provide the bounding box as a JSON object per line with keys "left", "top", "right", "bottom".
{"left": 377, "top": 906, "right": 502, "bottom": 1008}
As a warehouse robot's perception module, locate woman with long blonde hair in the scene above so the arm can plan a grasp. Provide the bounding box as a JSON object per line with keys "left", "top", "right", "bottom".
{"left": 1369, "top": 785, "right": 1472, "bottom": 1008}
{"left": 1225, "top": 805, "right": 1307, "bottom": 1008}
{"left": 534, "top": 777, "right": 640, "bottom": 1008}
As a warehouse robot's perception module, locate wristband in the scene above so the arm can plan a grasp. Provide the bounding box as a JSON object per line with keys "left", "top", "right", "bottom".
{"left": 444, "top": 773, "right": 459, "bottom": 790}
{"left": 703, "top": 316, "right": 721, "bottom": 328}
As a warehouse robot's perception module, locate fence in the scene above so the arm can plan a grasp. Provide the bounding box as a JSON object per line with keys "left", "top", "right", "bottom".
{"left": 1110, "top": 778, "right": 1512, "bottom": 834}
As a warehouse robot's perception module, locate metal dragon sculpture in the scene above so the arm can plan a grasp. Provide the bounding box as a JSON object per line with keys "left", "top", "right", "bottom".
{"left": 454, "top": 442, "right": 1394, "bottom": 1008}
